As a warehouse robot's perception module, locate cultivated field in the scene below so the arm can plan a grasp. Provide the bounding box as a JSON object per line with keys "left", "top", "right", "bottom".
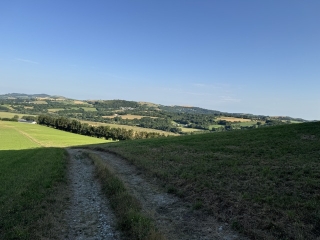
{"left": 3, "top": 121, "right": 108, "bottom": 147}
{"left": 180, "top": 127, "right": 205, "bottom": 133}
{"left": 73, "top": 100, "right": 86, "bottom": 104}
{"left": 79, "top": 119, "right": 178, "bottom": 136}
{"left": 216, "top": 117, "right": 253, "bottom": 122}
{"left": 0, "top": 121, "right": 109, "bottom": 239}
{"left": 102, "top": 114, "right": 156, "bottom": 119}
{"left": 48, "top": 108, "right": 64, "bottom": 112}
{"left": 90, "top": 121, "right": 320, "bottom": 239}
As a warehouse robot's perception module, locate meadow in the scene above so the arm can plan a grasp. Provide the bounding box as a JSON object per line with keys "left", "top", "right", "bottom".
{"left": 0, "top": 121, "right": 108, "bottom": 239}
{"left": 90, "top": 121, "right": 320, "bottom": 239}
{"left": 180, "top": 127, "right": 205, "bottom": 133}
{"left": 0, "top": 112, "right": 36, "bottom": 119}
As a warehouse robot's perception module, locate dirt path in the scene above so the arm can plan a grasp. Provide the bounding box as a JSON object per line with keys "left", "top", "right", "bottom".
{"left": 83, "top": 149, "right": 248, "bottom": 240}
{"left": 64, "top": 149, "right": 122, "bottom": 240}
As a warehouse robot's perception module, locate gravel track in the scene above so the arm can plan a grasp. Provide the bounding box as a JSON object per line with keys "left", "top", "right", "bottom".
{"left": 64, "top": 149, "right": 122, "bottom": 240}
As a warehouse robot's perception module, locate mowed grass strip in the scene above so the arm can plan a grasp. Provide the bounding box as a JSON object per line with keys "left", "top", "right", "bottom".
{"left": 3, "top": 121, "right": 109, "bottom": 147}
{"left": 90, "top": 122, "right": 320, "bottom": 239}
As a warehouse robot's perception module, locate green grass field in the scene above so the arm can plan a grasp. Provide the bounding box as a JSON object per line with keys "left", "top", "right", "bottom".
{"left": 180, "top": 127, "right": 205, "bottom": 133}
{"left": 3, "top": 105, "right": 14, "bottom": 110}
{"left": 2, "top": 121, "right": 108, "bottom": 147}
{"left": 0, "top": 121, "right": 109, "bottom": 239}
{"left": 0, "top": 111, "right": 37, "bottom": 119}
{"left": 90, "top": 121, "right": 320, "bottom": 239}
{"left": 208, "top": 124, "right": 224, "bottom": 129}
{"left": 233, "top": 121, "right": 258, "bottom": 127}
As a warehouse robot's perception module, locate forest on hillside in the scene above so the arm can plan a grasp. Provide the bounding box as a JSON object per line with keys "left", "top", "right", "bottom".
{"left": 0, "top": 96, "right": 306, "bottom": 134}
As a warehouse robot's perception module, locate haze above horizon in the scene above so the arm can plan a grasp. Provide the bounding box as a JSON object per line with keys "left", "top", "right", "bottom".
{"left": 1, "top": 1, "right": 319, "bottom": 120}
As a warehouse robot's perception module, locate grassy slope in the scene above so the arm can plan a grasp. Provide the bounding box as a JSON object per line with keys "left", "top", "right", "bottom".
{"left": 9, "top": 121, "right": 109, "bottom": 147}
{"left": 91, "top": 122, "right": 320, "bottom": 239}
{"left": 0, "top": 121, "right": 109, "bottom": 239}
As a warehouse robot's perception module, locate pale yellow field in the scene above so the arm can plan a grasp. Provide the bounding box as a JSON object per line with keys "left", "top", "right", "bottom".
{"left": 79, "top": 120, "right": 178, "bottom": 136}
{"left": 217, "top": 117, "right": 253, "bottom": 122}
{"left": 103, "top": 114, "right": 157, "bottom": 120}
{"left": 48, "top": 108, "right": 64, "bottom": 112}
{"left": 74, "top": 100, "right": 86, "bottom": 104}
{"left": 24, "top": 106, "right": 34, "bottom": 109}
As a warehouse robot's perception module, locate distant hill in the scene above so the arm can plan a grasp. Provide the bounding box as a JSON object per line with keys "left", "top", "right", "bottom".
{"left": 0, "top": 93, "right": 50, "bottom": 99}
{"left": 0, "top": 93, "right": 309, "bottom": 123}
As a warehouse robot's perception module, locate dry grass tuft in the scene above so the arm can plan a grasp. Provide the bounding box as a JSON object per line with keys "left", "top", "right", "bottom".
{"left": 86, "top": 152, "right": 166, "bottom": 240}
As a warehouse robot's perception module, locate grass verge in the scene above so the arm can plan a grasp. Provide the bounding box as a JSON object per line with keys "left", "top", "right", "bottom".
{"left": 85, "top": 152, "right": 165, "bottom": 240}
{"left": 0, "top": 148, "right": 68, "bottom": 239}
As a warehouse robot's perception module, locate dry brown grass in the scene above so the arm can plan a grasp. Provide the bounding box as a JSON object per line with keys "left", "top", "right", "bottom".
{"left": 217, "top": 117, "right": 252, "bottom": 122}
{"left": 88, "top": 152, "right": 166, "bottom": 240}
{"left": 73, "top": 100, "right": 86, "bottom": 104}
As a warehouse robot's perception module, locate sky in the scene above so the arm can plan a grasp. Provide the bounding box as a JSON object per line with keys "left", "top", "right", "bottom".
{"left": 0, "top": 1, "right": 319, "bottom": 120}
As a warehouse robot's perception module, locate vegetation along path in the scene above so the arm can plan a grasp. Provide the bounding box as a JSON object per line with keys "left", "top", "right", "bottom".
{"left": 72, "top": 149, "right": 247, "bottom": 240}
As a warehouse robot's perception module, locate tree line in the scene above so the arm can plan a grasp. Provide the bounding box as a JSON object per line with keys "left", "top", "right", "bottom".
{"left": 37, "top": 115, "right": 166, "bottom": 140}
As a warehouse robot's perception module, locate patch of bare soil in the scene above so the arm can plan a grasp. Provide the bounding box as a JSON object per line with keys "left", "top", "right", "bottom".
{"left": 85, "top": 149, "right": 248, "bottom": 240}
{"left": 64, "top": 149, "right": 122, "bottom": 240}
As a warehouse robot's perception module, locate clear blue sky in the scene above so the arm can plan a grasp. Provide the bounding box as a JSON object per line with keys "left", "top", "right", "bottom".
{"left": 1, "top": 1, "right": 319, "bottom": 120}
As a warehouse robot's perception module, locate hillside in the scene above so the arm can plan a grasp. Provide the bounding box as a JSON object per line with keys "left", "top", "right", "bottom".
{"left": 89, "top": 121, "right": 320, "bottom": 239}
{"left": 0, "top": 93, "right": 308, "bottom": 136}
{"left": 1, "top": 101, "right": 319, "bottom": 239}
